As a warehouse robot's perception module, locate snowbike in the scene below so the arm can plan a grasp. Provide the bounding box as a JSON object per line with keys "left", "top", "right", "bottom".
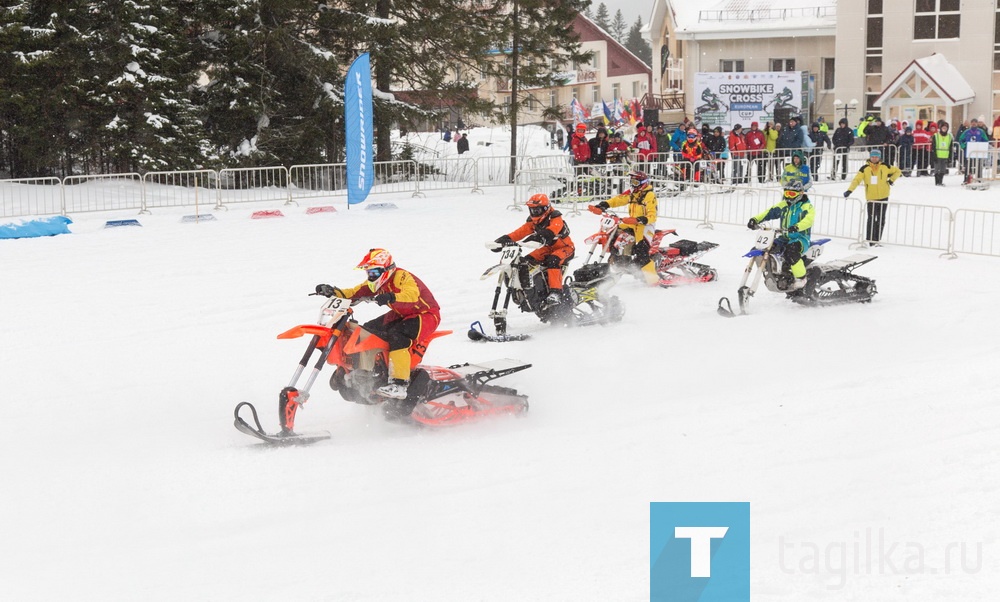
{"left": 717, "top": 227, "right": 878, "bottom": 317}
{"left": 234, "top": 295, "right": 531, "bottom": 445}
{"left": 584, "top": 211, "right": 719, "bottom": 287}
{"left": 468, "top": 240, "right": 624, "bottom": 343}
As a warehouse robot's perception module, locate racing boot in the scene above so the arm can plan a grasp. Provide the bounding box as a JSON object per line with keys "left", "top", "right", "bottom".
{"left": 545, "top": 292, "right": 562, "bottom": 306}
{"left": 377, "top": 378, "right": 410, "bottom": 400}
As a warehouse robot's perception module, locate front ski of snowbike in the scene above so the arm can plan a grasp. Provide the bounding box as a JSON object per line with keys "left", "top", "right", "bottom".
{"left": 718, "top": 228, "right": 878, "bottom": 317}
{"left": 468, "top": 239, "right": 623, "bottom": 342}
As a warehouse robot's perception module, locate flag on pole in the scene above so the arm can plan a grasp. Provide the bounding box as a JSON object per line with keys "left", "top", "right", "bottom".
{"left": 614, "top": 97, "right": 627, "bottom": 125}
{"left": 631, "top": 98, "right": 643, "bottom": 125}
{"left": 571, "top": 98, "right": 589, "bottom": 123}
{"left": 602, "top": 100, "right": 612, "bottom": 125}
{"left": 345, "top": 53, "right": 374, "bottom": 206}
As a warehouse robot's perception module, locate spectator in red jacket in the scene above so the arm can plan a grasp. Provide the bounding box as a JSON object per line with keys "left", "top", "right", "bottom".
{"left": 633, "top": 123, "right": 658, "bottom": 167}
{"left": 728, "top": 124, "right": 748, "bottom": 184}
{"left": 912, "top": 120, "right": 932, "bottom": 176}
{"left": 744, "top": 121, "right": 767, "bottom": 183}
{"left": 570, "top": 124, "right": 591, "bottom": 166}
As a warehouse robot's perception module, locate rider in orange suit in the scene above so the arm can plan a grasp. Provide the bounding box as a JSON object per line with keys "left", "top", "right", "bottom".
{"left": 494, "top": 193, "right": 575, "bottom": 306}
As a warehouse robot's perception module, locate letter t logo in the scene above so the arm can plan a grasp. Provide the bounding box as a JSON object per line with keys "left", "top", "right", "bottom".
{"left": 674, "top": 527, "right": 729, "bottom": 577}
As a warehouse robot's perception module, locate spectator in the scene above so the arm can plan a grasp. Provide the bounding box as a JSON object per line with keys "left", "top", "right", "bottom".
{"left": 570, "top": 124, "right": 591, "bottom": 165}
{"left": 653, "top": 123, "right": 671, "bottom": 170}
{"left": 588, "top": 127, "right": 609, "bottom": 165}
{"left": 680, "top": 129, "right": 709, "bottom": 183}
{"left": 993, "top": 115, "right": 1000, "bottom": 141}
{"left": 777, "top": 115, "right": 805, "bottom": 157}
{"left": 831, "top": 118, "right": 854, "bottom": 181}
{"left": 728, "top": 124, "right": 748, "bottom": 184}
{"left": 633, "top": 123, "right": 658, "bottom": 167}
{"left": 808, "top": 122, "right": 831, "bottom": 177}
{"left": 443, "top": 129, "right": 452, "bottom": 142}
{"left": 912, "top": 121, "right": 932, "bottom": 176}
{"left": 958, "top": 118, "right": 989, "bottom": 183}
{"left": 897, "top": 126, "right": 914, "bottom": 176}
{"left": 844, "top": 149, "right": 901, "bottom": 247}
{"left": 765, "top": 122, "right": 781, "bottom": 181}
{"left": 933, "top": 122, "right": 954, "bottom": 186}
{"left": 705, "top": 126, "right": 727, "bottom": 181}
{"left": 669, "top": 122, "right": 688, "bottom": 163}
{"left": 456, "top": 132, "right": 470, "bottom": 155}
{"left": 745, "top": 122, "right": 767, "bottom": 183}
{"left": 865, "top": 118, "right": 892, "bottom": 164}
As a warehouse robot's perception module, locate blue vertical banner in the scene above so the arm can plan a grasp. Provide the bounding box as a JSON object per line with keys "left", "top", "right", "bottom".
{"left": 650, "top": 502, "right": 751, "bottom": 602}
{"left": 345, "top": 53, "right": 374, "bottom": 206}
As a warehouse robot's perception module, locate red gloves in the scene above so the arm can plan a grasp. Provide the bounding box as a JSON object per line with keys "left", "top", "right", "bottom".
{"left": 588, "top": 205, "right": 603, "bottom": 215}
{"left": 621, "top": 217, "right": 639, "bottom": 225}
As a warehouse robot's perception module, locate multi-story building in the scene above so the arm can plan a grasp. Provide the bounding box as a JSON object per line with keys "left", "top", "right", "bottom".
{"left": 646, "top": 0, "right": 995, "bottom": 127}
{"left": 648, "top": 0, "right": 837, "bottom": 124}
{"left": 476, "top": 14, "right": 651, "bottom": 127}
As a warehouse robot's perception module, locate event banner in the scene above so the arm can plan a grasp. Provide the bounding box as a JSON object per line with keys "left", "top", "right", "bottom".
{"left": 693, "top": 71, "right": 804, "bottom": 129}
{"left": 346, "top": 53, "right": 374, "bottom": 206}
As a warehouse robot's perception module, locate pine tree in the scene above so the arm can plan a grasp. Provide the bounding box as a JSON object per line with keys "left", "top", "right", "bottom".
{"left": 610, "top": 10, "right": 626, "bottom": 44}
{"left": 593, "top": 3, "right": 610, "bottom": 31}
{"left": 494, "top": 0, "right": 590, "bottom": 181}
{"left": 625, "top": 16, "right": 652, "bottom": 65}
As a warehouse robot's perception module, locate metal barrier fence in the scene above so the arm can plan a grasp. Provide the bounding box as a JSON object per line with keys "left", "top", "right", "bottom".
{"left": 4, "top": 159, "right": 1000, "bottom": 259}
{"left": 0, "top": 177, "right": 61, "bottom": 218}
{"left": 63, "top": 173, "right": 144, "bottom": 214}
{"left": 143, "top": 170, "right": 218, "bottom": 212}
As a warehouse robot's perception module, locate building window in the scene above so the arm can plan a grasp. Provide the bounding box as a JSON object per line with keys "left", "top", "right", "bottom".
{"left": 995, "top": 4, "right": 1000, "bottom": 71}
{"left": 632, "top": 81, "right": 640, "bottom": 98}
{"left": 549, "top": 89, "right": 557, "bottom": 107}
{"left": 868, "top": 0, "right": 883, "bottom": 14}
{"left": 914, "top": 0, "right": 960, "bottom": 40}
{"left": 720, "top": 59, "right": 745, "bottom": 72}
{"left": 612, "top": 83, "right": 621, "bottom": 100}
{"left": 591, "top": 51, "right": 601, "bottom": 69}
{"left": 866, "top": 0, "right": 883, "bottom": 76}
{"left": 822, "top": 58, "right": 835, "bottom": 90}
{"left": 770, "top": 59, "right": 796, "bottom": 72}
{"left": 592, "top": 85, "right": 600, "bottom": 104}
{"left": 866, "top": 94, "right": 879, "bottom": 112}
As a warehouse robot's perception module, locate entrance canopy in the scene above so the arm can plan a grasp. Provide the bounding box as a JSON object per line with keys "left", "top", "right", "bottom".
{"left": 874, "top": 53, "right": 974, "bottom": 119}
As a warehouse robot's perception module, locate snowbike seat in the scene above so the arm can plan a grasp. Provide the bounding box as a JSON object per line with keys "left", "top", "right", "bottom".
{"left": 822, "top": 254, "right": 877, "bottom": 271}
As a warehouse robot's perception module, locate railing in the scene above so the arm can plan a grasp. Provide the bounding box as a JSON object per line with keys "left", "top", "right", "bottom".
{"left": 698, "top": 6, "right": 836, "bottom": 22}
{"left": 5, "top": 156, "right": 999, "bottom": 259}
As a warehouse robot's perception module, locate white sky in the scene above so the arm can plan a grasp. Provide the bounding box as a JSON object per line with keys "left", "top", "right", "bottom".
{"left": 2, "top": 125, "right": 998, "bottom": 599}
{"left": 594, "top": 0, "right": 649, "bottom": 30}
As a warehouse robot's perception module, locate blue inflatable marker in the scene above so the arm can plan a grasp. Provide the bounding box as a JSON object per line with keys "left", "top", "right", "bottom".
{"left": 365, "top": 202, "right": 398, "bottom": 211}
{"left": 0, "top": 216, "right": 73, "bottom": 239}
{"left": 181, "top": 214, "right": 217, "bottom": 223}
{"left": 105, "top": 219, "right": 142, "bottom": 228}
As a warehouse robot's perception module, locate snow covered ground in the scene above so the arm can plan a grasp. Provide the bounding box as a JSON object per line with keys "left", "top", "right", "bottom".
{"left": 2, "top": 130, "right": 998, "bottom": 600}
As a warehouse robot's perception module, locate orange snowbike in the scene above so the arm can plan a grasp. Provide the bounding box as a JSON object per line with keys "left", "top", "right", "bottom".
{"left": 584, "top": 211, "right": 719, "bottom": 287}
{"left": 234, "top": 295, "right": 531, "bottom": 445}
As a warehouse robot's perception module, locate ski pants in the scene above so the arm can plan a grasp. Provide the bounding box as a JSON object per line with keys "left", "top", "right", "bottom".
{"left": 781, "top": 239, "right": 806, "bottom": 278}
{"left": 364, "top": 311, "right": 441, "bottom": 381}
{"left": 934, "top": 157, "right": 950, "bottom": 184}
{"left": 833, "top": 148, "right": 849, "bottom": 180}
{"left": 527, "top": 242, "right": 575, "bottom": 291}
{"left": 865, "top": 199, "right": 889, "bottom": 243}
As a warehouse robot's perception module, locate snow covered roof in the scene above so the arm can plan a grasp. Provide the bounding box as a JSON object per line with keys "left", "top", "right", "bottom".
{"left": 669, "top": 0, "right": 837, "bottom": 38}
{"left": 874, "top": 53, "right": 975, "bottom": 107}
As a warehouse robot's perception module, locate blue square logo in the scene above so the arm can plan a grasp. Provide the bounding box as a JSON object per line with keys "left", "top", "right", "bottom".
{"left": 650, "top": 502, "right": 750, "bottom": 602}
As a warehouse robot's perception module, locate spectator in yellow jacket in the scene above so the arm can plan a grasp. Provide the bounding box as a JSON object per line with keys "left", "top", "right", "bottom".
{"left": 589, "top": 169, "right": 660, "bottom": 285}
{"left": 844, "top": 149, "right": 901, "bottom": 246}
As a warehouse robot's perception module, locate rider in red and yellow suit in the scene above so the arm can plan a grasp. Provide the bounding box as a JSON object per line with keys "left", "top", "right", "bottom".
{"left": 494, "top": 193, "right": 575, "bottom": 305}
{"left": 315, "top": 248, "right": 440, "bottom": 399}
{"left": 589, "top": 170, "right": 659, "bottom": 285}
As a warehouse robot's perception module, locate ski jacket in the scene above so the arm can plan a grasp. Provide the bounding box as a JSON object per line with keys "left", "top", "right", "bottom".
{"left": 728, "top": 132, "right": 748, "bottom": 155}
{"left": 777, "top": 124, "right": 804, "bottom": 149}
{"left": 654, "top": 131, "right": 671, "bottom": 156}
{"left": 865, "top": 124, "right": 892, "bottom": 146}
{"left": 340, "top": 268, "right": 440, "bottom": 320}
{"left": 897, "top": 133, "right": 914, "bottom": 149}
{"left": 752, "top": 197, "right": 815, "bottom": 251}
{"left": 958, "top": 126, "right": 989, "bottom": 149}
{"left": 607, "top": 140, "right": 631, "bottom": 163}
{"left": 633, "top": 130, "right": 657, "bottom": 159}
{"left": 933, "top": 132, "right": 954, "bottom": 159}
{"left": 832, "top": 126, "right": 854, "bottom": 150}
{"left": 781, "top": 151, "right": 813, "bottom": 190}
{"left": 745, "top": 129, "right": 766, "bottom": 152}
{"left": 571, "top": 133, "right": 591, "bottom": 164}
{"left": 705, "top": 134, "right": 726, "bottom": 156}
{"left": 605, "top": 184, "right": 657, "bottom": 242}
{"left": 765, "top": 128, "right": 778, "bottom": 153}
{"left": 670, "top": 127, "right": 687, "bottom": 152}
{"left": 506, "top": 209, "right": 575, "bottom": 257}
{"left": 912, "top": 128, "right": 931, "bottom": 150}
{"left": 848, "top": 160, "right": 901, "bottom": 200}
{"left": 808, "top": 128, "right": 831, "bottom": 149}
{"left": 681, "top": 139, "right": 708, "bottom": 163}
{"left": 589, "top": 132, "right": 609, "bottom": 164}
